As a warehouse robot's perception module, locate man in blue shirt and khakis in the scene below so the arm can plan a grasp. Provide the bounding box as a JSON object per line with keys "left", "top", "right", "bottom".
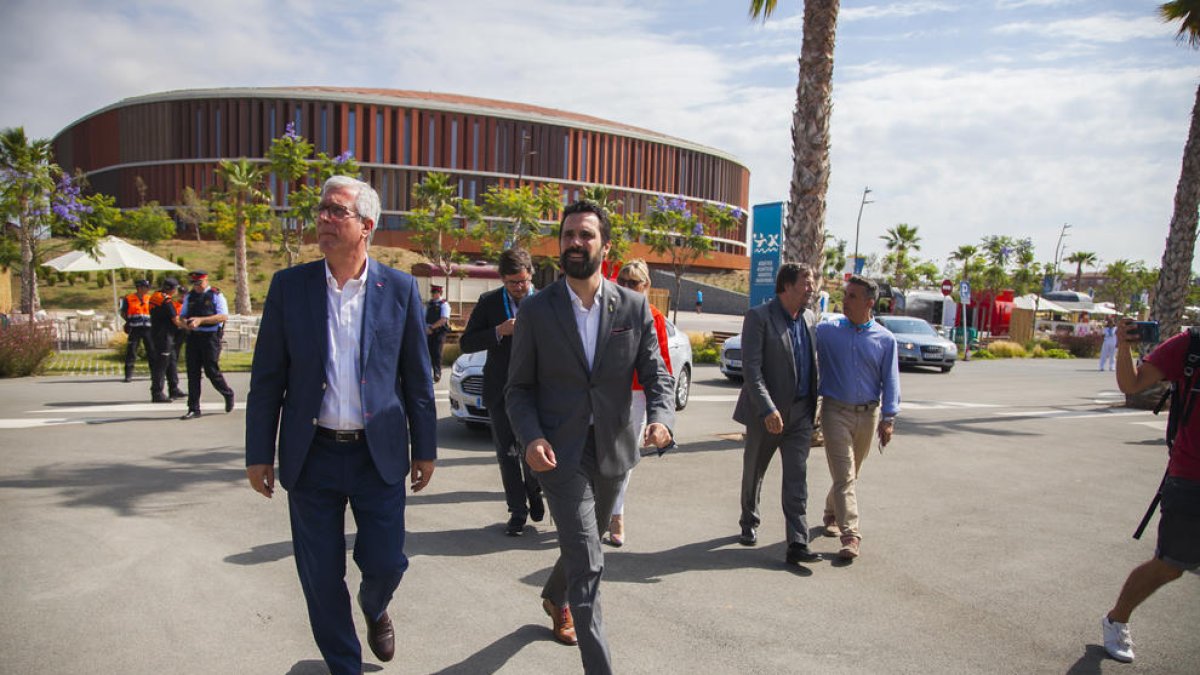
{"left": 815, "top": 274, "right": 900, "bottom": 561}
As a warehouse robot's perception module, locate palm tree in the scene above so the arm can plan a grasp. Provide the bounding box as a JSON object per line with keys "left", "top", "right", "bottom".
{"left": 0, "top": 127, "right": 55, "bottom": 315}
{"left": 1064, "top": 250, "right": 1098, "bottom": 291}
{"left": 215, "top": 158, "right": 268, "bottom": 315}
{"left": 1153, "top": 0, "right": 1200, "bottom": 339}
{"left": 879, "top": 223, "right": 921, "bottom": 290}
{"left": 948, "top": 245, "right": 981, "bottom": 283}
{"left": 749, "top": 0, "right": 840, "bottom": 275}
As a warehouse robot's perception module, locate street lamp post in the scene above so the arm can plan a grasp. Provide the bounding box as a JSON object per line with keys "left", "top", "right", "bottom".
{"left": 852, "top": 186, "right": 873, "bottom": 275}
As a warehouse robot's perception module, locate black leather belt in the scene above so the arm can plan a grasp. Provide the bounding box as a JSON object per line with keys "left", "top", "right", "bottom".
{"left": 316, "top": 426, "right": 366, "bottom": 442}
{"left": 829, "top": 399, "right": 879, "bottom": 412}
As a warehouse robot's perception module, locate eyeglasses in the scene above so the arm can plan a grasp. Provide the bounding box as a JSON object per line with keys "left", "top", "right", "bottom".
{"left": 503, "top": 276, "right": 532, "bottom": 288}
{"left": 317, "top": 203, "right": 361, "bottom": 221}
{"left": 617, "top": 278, "right": 646, "bottom": 289}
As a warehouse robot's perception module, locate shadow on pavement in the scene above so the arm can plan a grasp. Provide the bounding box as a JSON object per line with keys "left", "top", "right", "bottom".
{"left": 1065, "top": 644, "right": 1108, "bottom": 674}
{"left": 285, "top": 659, "right": 382, "bottom": 674}
{"left": 0, "top": 446, "right": 243, "bottom": 516}
{"left": 431, "top": 624, "right": 545, "bottom": 674}
{"left": 408, "top": 526, "right": 558, "bottom": 557}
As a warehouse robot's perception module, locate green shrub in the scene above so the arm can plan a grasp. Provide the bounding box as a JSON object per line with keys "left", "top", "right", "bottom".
{"left": 694, "top": 346, "right": 719, "bottom": 364}
{"left": 95, "top": 274, "right": 107, "bottom": 289}
{"left": 0, "top": 322, "right": 55, "bottom": 377}
{"left": 108, "top": 332, "right": 146, "bottom": 360}
{"left": 970, "top": 349, "right": 996, "bottom": 360}
{"left": 987, "top": 341, "right": 1027, "bottom": 358}
{"left": 1046, "top": 348, "right": 1074, "bottom": 359}
{"left": 1030, "top": 345, "right": 1047, "bottom": 358}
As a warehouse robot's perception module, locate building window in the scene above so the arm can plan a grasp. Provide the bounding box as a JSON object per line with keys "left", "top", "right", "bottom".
{"left": 195, "top": 108, "right": 204, "bottom": 156}
{"left": 376, "top": 110, "right": 384, "bottom": 162}
{"left": 402, "top": 113, "right": 411, "bottom": 165}
{"left": 268, "top": 104, "right": 276, "bottom": 141}
{"left": 348, "top": 109, "right": 357, "bottom": 157}
{"left": 450, "top": 118, "right": 459, "bottom": 169}
{"left": 427, "top": 117, "right": 436, "bottom": 166}
{"left": 579, "top": 135, "right": 588, "bottom": 182}
{"left": 320, "top": 107, "right": 328, "bottom": 152}
{"left": 215, "top": 108, "right": 222, "bottom": 158}
{"left": 472, "top": 121, "right": 480, "bottom": 170}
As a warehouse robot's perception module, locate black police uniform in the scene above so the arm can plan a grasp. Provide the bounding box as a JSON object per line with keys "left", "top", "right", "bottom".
{"left": 182, "top": 286, "right": 235, "bottom": 416}
{"left": 149, "top": 290, "right": 185, "bottom": 401}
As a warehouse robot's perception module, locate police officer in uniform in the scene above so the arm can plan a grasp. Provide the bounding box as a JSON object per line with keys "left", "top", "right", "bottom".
{"left": 425, "top": 284, "right": 451, "bottom": 383}
{"left": 120, "top": 279, "right": 153, "bottom": 382}
{"left": 148, "top": 277, "right": 186, "bottom": 403}
{"left": 179, "top": 270, "right": 235, "bottom": 419}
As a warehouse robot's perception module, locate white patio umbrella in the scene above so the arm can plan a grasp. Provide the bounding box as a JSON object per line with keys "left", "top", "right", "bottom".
{"left": 43, "top": 236, "right": 187, "bottom": 312}
{"left": 1012, "top": 294, "right": 1071, "bottom": 313}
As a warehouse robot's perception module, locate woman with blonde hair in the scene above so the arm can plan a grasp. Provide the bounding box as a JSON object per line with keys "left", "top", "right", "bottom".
{"left": 605, "top": 259, "right": 673, "bottom": 546}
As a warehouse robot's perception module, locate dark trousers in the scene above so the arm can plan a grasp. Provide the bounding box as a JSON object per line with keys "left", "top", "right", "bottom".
{"left": 739, "top": 397, "right": 815, "bottom": 545}
{"left": 185, "top": 331, "right": 233, "bottom": 412}
{"left": 489, "top": 398, "right": 542, "bottom": 520}
{"left": 426, "top": 332, "right": 446, "bottom": 381}
{"left": 288, "top": 435, "right": 408, "bottom": 675}
{"left": 124, "top": 326, "right": 152, "bottom": 379}
{"left": 540, "top": 430, "right": 624, "bottom": 675}
{"left": 149, "top": 330, "right": 180, "bottom": 398}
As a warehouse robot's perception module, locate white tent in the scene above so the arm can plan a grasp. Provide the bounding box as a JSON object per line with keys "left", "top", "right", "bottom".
{"left": 43, "top": 236, "right": 187, "bottom": 312}
{"left": 1012, "top": 294, "right": 1071, "bottom": 313}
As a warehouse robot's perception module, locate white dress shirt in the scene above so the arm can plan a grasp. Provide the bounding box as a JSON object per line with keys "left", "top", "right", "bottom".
{"left": 566, "top": 281, "right": 603, "bottom": 370}
{"left": 317, "top": 260, "right": 368, "bottom": 430}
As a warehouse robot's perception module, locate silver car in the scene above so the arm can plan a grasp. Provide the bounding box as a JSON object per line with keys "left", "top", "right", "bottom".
{"left": 875, "top": 315, "right": 958, "bottom": 373}
{"left": 720, "top": 313, "right": 842, "bottom": 381}
{"left": 449, "top": 318, "right": 694, "bottom": 428}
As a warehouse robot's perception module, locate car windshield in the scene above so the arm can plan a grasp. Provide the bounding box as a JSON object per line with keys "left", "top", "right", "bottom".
{"left": 878, "top": 317, "right": 938, "bottom": 336}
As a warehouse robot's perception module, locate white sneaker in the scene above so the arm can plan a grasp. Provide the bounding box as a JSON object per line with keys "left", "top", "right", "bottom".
{"left": 1101, "top": 615, "right": 1134, "bottom": 663}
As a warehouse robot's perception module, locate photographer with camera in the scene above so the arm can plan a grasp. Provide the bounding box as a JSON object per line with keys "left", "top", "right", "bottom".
{"left": 1100, "top": 318, "right": 1200, "bottom": 663}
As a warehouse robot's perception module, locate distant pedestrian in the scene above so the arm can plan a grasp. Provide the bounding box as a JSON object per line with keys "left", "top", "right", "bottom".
{"left": 179, "top": 270, "right": 234, "bottom": 419}
{"left": 148, "top": 277, "right": 186, "bottom": 403}
{"left": 695, "top": 289, "right": 703, "bottom": 314}
{"left": 119, "top": 279, "right": 153, "bottom": 382}
{"left": 425, "top": 284, "right": 450, "bottom": 383}
{"left": 1099, "top": 317, "right": 1118, "bottom": 371}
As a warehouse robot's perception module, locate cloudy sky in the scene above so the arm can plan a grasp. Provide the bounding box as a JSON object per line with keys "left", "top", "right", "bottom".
{"left": 0, "top": 0, "right": 1194, "bottom": 272}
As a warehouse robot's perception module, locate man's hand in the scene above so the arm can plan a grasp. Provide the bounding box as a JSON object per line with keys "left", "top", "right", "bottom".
{"left": 410, "top": 459, "right": 435, "bottom": 492}
{"left": 496, "top": 318, "right": 517, "bottom": 338}
{"left": 525, "top": 438, "right": 557, "bottom": 472}
{"left": 877, "top": 419, "right": 894, "bottom": 448}
{"left": 643, "top": 422, "right": 672, "bottom": 448}
{"left": 246, "top": 464, "right": 275, "bottom": 498}
{"left": 763, "top": 410, "right": 784, "bottom": 435}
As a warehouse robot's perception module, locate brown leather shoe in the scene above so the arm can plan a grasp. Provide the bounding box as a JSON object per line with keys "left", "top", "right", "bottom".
{"left": 838, "top": 535, "right": 860, "bottom": 560}
{"left": 362, "top": 607, "right": 395, "bottom": 662}
{"left": 542, "top": 598, "right": 577, "bottom": 645}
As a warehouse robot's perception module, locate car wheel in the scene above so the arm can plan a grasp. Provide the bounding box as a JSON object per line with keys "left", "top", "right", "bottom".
{"left": 674, "top": 365, "right": 691, "bottom": 410}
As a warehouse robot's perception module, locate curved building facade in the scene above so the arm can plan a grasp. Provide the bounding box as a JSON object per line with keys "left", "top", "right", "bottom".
{"left": 52, "top": 87, "right": 750, "bottom": 269}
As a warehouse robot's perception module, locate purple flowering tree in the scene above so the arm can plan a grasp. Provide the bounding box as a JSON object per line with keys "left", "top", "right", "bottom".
{"left": 266, "top": 122, "right": 315, "bottom": 267}
{"left": 644, "top": 196, "right": 740, "bottom": 323}
{"left": 1, "top": 127, "right": 95, "bottom": 316}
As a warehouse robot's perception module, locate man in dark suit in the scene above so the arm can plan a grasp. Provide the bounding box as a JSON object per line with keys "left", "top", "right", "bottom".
{"left": 459, "top": 247, "right": 544, "bottom": 536}
{"left": 507, "top": 200, "right": 675, "bottom": 673}
{"left": 245, "top": 175, "right": 437, "bottom": 675}
{"left": 733, "top": 262, "right": 821, "bottom": 566}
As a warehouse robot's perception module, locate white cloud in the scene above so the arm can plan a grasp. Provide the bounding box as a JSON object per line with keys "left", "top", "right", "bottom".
{"left": 994, "top": 13, "right": 1172, "bottom": 43}
{"left": 842, "top": 1, "right": 960, "bottom": 22}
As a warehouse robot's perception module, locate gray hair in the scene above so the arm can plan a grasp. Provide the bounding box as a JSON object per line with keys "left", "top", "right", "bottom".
{"left": 322, "top": 175, "right": 381, "bottom": 244}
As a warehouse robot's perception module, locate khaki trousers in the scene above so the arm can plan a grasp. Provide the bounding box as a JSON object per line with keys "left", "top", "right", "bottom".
{"left": 821, "top": 398, "right": 880, "bottom": 539}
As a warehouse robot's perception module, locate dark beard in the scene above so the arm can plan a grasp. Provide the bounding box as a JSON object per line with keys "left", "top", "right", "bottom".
{"left": 560, "top": 248, "right": 602, "bottom": 279}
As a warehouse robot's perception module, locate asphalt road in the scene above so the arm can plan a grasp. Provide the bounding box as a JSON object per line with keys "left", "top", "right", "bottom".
{"left": 0, "top": 358, "right": 1196, "bottom": 674}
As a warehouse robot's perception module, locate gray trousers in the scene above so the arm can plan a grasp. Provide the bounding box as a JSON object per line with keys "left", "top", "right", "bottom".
{"left": 739, "top": 396, "right": 815, "bottom": 545}
{"left": 539, "top": 430, "right": 624, "bottom": 675}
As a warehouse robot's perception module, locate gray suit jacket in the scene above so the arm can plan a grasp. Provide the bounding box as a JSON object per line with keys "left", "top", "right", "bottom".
{"left": 733, "top": 297, "right": 819, "bottom": 427}
{"left": 506, "top": 277, "right": 675, "bottom": 478}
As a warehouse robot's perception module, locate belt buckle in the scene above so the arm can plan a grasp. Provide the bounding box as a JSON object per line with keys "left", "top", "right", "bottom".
{"left": 336, "top": 430, "right": 358, "bottom": 442}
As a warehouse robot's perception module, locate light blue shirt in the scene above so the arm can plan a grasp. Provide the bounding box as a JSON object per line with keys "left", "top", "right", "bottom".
{"left": 815, "top": 317, "right": 901, "bottom": 417}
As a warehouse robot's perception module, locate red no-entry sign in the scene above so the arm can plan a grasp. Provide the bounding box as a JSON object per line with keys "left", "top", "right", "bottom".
{"left": 941, "top": 279, "right": 953, "bottom": 296}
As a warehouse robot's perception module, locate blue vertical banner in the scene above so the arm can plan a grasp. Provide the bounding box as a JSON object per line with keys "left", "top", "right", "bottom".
{"left": 750, "top": 202, "right": 784, "bottom": 307}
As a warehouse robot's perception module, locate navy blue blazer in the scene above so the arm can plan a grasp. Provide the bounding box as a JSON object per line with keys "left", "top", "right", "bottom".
{"left": 245, "top": 258, "right": 438, "bottom": 490}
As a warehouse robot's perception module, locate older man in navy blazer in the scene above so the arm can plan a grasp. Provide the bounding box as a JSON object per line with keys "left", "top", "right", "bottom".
{"left": 245, "top": 176, "right": 437, "bottom": 675}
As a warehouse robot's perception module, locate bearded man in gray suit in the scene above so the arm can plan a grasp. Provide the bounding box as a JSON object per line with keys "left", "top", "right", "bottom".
{"left": 506, "top": 200, "right": 675, "bottom": 674}
{"left": 734, "top": 262, "right": 821, "bottom": 566}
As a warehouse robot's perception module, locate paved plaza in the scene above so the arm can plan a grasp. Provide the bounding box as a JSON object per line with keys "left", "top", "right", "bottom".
{"left": 1, "top": 354, "right": 1197, "bottom": 673}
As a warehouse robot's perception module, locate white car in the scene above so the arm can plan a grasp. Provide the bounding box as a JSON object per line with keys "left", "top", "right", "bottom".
{"left": 449, "top": 318, "right": 694, "bottom": 428}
